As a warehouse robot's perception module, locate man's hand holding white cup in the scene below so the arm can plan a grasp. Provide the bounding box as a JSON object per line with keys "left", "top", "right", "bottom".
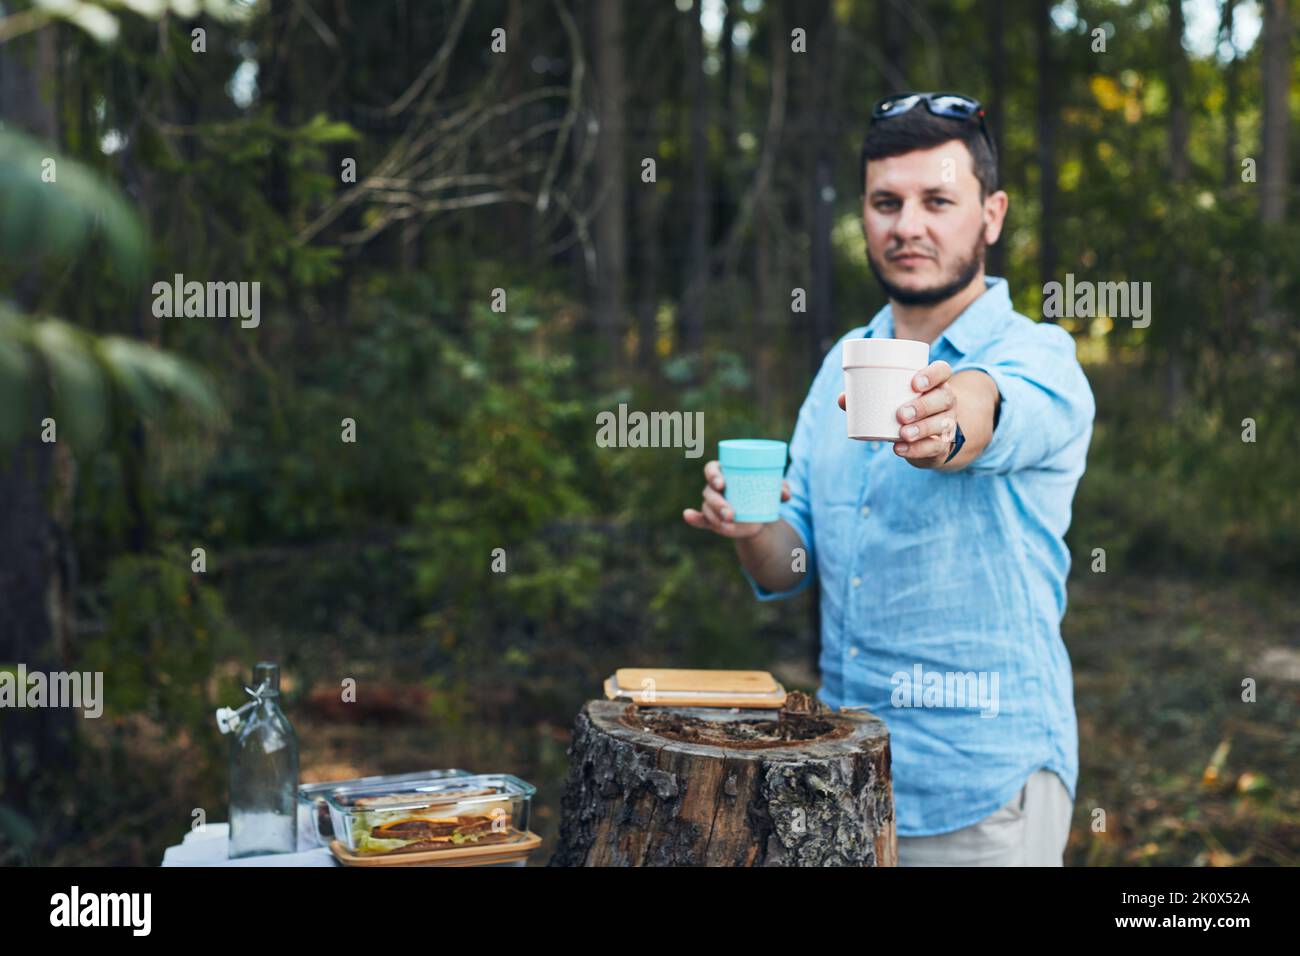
{"left": 837, "top": 359, "right": 959, "bottom": 469}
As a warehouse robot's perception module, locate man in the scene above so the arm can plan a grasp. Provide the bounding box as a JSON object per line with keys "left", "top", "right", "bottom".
{"left": 683, "top": 93, "right": 1095, "bottom": 866}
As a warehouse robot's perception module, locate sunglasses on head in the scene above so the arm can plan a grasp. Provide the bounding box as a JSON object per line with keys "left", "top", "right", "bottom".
{"left": 871, "top": 92, "right": 997, "bottom": 160}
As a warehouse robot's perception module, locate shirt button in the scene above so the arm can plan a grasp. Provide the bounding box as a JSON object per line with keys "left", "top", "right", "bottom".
{"left": 860, "top": 505, "right": 871, "bottom": 518}
{"left": 851, "top": 576, "right": 862, "bottom": 588}
{"left": 848, "top": 647, "right": 859, "bottom": 657}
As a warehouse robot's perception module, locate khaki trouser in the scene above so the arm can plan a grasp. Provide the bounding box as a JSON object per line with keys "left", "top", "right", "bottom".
{"left": 897, "top": 769, "right": 1073, "bottom": 866}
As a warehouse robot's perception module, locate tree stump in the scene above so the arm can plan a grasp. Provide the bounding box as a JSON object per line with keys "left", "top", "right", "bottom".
{"left": 549, "top": 694, "right": 895, "bottom": 866}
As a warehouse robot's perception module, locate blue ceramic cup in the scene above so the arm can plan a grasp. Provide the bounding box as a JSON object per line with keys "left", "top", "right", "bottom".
{"left": 718, "top": 439, "right": 788, "bottom": 522}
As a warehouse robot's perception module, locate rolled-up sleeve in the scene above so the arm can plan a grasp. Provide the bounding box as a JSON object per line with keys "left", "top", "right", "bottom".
{"left": 958, "top": 323, "right": 1096, "bottom": 476}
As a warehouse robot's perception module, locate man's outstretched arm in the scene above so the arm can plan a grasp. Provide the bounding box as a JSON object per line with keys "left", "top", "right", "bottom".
{"left": 835, "top": 360, "right": 1000, "bottom": 471}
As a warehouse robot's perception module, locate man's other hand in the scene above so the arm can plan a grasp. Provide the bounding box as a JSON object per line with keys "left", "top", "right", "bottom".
{"left": 683, "top": 459, "right": 792, "bottom": 537}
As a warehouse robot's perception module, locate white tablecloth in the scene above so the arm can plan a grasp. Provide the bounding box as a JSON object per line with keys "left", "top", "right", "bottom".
{"left": 161, "top": 823, "right": 528, "bottom": 866}
{"left": 161, "top": 823, "right": 338, "bottom": 867}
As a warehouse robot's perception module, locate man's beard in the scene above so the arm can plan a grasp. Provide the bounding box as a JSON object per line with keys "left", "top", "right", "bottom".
{"left": 867, "top": 232, "right": 986, "bottom": 306}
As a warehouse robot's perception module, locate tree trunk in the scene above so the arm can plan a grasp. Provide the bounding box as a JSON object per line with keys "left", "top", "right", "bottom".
{"left": 1221, "top": 0, "right": 1239, "bottom": 190}
{"left": 1255, "top": 0, "right": 1291, "bottom": 345}
{"left": 1218, "top": 0, "right": 1240, "bottom": 373}
{"left": 1164, "top": 0, "right": 1190, "bottom": 418}
{"left": 0, "top": 23, "right": 77, "bottom": 819}
{"left": 1035, "top": 0, "right": 1058, "bottom": 321}
{"left": 261, "top": 0, "right": 301, "bottom": 342}
{"left": 754, "top": 194, "right": 772, "bottom": 423}
{"left": 987, "top": 0, "right": 1006, "bottom": 278}
{"left": 720, "top": 0, "right": 738, "bottom": 183}
{"left": 810, "top": 154, "right": 834, "bottom": 372}
{"left": 635, "top": 184, "right": 664, "bottom": 373}
{"left": 550, "top": 699, "right": 896, "bottom": 866}
{"left": 629, "top": 4, "right": 668, "bottom": 377}
{"left": 879, "top": 0, "right": 908, "bottom": 91}
{"left": 804, "top": 0, "right": 835, "bottom": 376}
{"left": 680, "top": 0, "right": 710, "bottom": 361}
{"left": 1259, "top": 0, "right": 1290, "bottom": 229}
{"left": 1166, "top": 1, "right": 1190, "bottom": 183}
{"left": 594, "top": 0, "right": 627, "bottom": 362}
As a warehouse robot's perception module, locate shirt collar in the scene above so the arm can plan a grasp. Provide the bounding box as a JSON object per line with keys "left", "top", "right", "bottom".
{"left": 862, "top": 276, "right": 1010, "bottom": 356}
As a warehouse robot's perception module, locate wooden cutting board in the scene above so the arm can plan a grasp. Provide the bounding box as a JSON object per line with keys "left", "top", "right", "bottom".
{"left": 606, "top": 668, "right": 786, "bottom": 708}
{"left": 614, "top": 668, "right": 779, "bottom": 693}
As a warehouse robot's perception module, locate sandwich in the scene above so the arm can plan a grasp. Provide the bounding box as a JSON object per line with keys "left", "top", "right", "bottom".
{"left": 347, "top": 790, "right": 519, "bottom": 854}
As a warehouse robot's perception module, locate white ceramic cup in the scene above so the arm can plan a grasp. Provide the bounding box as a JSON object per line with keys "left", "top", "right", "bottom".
{"left": 842, "top": 337, "right": 931, "bottom": 441}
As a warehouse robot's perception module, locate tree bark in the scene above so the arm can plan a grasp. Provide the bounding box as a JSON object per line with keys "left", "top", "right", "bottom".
{"left": 1259, "top": 0, "right": 1290, "bottom": 228}
{"left": 721, "top": 0, "right": 738, "bottom": 171}
{"left": 804, "top": 0, "right": 835, "bottom": 377}
{"left": 1217, "top": 0, "right": 1240, "bottom": 368}
{"left": 754, "top": 193, "right": 772, "bottom": 423}
{"left": 680, "top": 0, "right": 710, "bottom": 361}
{"left": 550, "top": 699, "right": 896, "bottom": 866}
{"left": 879, "top": 0, "right": 908, "bottom": 91}
{"left": 1035, "top": 0, "right": 1058, "bottom": 321}
{"left": 1256, "top": 0, "right": 1291, "bottom": 343}
{"left": 0, "top": 23, "right": 76, "bottom": 818}
{"left": 1164, "top": 0, "right": 1190, "bottom": 417}
{"left": 1220, "top": 0, "right": 1239, "bottom": 190}
{"left": 987, "top": 0, "right": 1007, "bottom": 278}
{"left": 629, "top": 4, "right": 668, "bottom": 377}
{"left": 635, "top": 183, "right": 664, "bottom": 373}
{"left": 1166, "top": 1, "right": 1190, "bottom": 183}
{"left": 593, "top": 0, "right": 626, "bottom": 362}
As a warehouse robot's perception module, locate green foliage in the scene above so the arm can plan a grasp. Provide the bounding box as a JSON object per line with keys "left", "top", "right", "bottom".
{"left": 82, "top": 553, "right": 243, "bottom": 742}
{"left": 0, "top": 128, "right": 144, "bottom": 279}
{"left": 6, "top": 0, "right": 253, "bottom": 45}
{"left": 1070, "top": 362, "right": 1300, "bottom": 579}
{"left": 404, "top": 302, "right": 601, "bottom": 656}
{"left": 142, "top": 109, "right": 358, "bottom": 303}
{"left": 0, "top": 307, "right": 222, "bottom": 450}
{"left": 0, "top": 121, "right": 223, "bottom": 451}
{"left": 0, "top": 803, "right": 37, "bottom": 865}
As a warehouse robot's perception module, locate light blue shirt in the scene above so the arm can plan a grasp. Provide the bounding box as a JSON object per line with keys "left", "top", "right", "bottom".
{"left": 746, "top": 276, "right": 1095, "bottom": 837}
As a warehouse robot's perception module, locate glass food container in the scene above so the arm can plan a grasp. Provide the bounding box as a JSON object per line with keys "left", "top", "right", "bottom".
{"left": 296, "top": 769, "right": 471, "bottom": 849}
{"left": 326, "top": 773, "right": 535, "bottom": 856}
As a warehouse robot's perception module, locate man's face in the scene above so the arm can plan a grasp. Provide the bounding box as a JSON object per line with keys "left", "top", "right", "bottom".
{"left": 862, "top": 140, "right": 1006, "bottom": 306}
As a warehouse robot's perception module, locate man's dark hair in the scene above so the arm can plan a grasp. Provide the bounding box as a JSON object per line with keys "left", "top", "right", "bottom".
{"left": 858, "top": 106, "right": 999, "bottom": 199}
